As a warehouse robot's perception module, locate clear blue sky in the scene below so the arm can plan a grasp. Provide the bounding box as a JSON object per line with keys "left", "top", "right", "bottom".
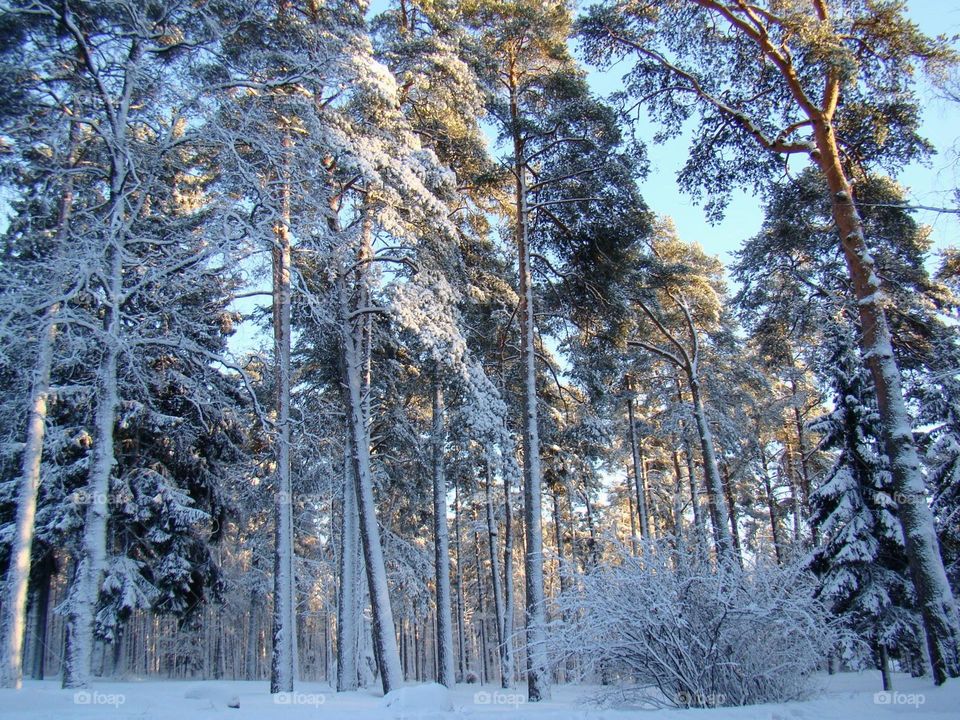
{"left": 576, "top": 0, "right": 960, "bottom": 272}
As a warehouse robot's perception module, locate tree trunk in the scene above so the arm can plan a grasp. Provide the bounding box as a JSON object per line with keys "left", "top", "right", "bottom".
{"left": 484, "top": 460, "right": 507, "bottom": 687}
{"left": 720, "top": 462, "right": 743, "bottom": 567}
{"left": 473, "top": 528, "right": 489, "bottom": 684}
{"left": 501, "top": 467, "right": 515, "bottom": 689}
{"left": 270, "top": 150, "right": 296, "bottom": 693}
{"left": 431, "top": 373, "right": 455, "bottom": 688}
{"left": 0, "top": 313, "right": 56, "bottom": 688}
{"left": 1, "top": 114, "right": 78, "bottom": 688}
{"left": 687, "top": 376, "right": 736, "bottom": 565}
{"left": 337, "top": 433, "right": 362, "bottom": 691}
{"left": 815, "top": 119, "right": 960, "bottom": 682}
{"left": 759, "top": 445, "right": 784, "bottom": 564}
{"left": 626, "top": 392, "right": 649, "bottom": 539}
{"left": 454, "top": 479, "right": 467, "bottom": 682}
{"left": 62, "top": 335, "right": 119, "bottom": 688}
{"left": 879, "top": 644, "right": 892, "bottom": 692}
{"left": 676, "top": 377, "right": 706, "bottom": 555}
{"left": 511, "top": 77, "right": 549, "bottom": 703}
{"left": 339, "top": 301, "right": 403, "bottom": 694}
{"left": 336, "top": 205, "right": 403, "bottom": 694}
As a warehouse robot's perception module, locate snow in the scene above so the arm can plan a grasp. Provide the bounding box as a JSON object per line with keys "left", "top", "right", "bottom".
{"left": 0, "top": 673, "right": 957, "bottom": 719}
{"left": 382, "top": 682, "right": 453, "bottom": 713}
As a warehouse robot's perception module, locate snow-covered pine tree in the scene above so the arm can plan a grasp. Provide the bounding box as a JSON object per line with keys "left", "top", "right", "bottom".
{"left": 809, "top": 319, "right": 923, "bottom": 683}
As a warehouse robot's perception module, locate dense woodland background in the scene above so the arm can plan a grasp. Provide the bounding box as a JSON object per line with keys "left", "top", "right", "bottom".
{"left": 1, "top": 0, "right": 960, "bottom": 709}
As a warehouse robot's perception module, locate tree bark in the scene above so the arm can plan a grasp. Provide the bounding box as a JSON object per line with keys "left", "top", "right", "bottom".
{"left": 1, "top": 113, "right": 78, "bottom": 688}
{"left": 626, "top": 386, "right": 649, "bottom": 539}
{"left": 484, "top": 460, "right": 507, "bottom": 687}
{"left": 501, "top": 467, "right": 515, "bottom": 688}
{"left": 510, "top": 73, "right": 550, "bottom": 702}
{"left": 759, "top": 444, "right": 784, "bottom": 564}
{"left": 454, "top": 478, "right": 467, "bottom": 681}
{"left": 270, "top": 143, "right": 296, "bottom": 692}
{"left": 431, "top": 373, "right": 456, "bottom": 688}
{"left": 0, "top": 314, "right": 56, "bottom": 688}
{"left": 688, "top": 376, "right": 736, "bottom": 565}
{"left": 337, "top": 432, "right": 362, "bottom": 691}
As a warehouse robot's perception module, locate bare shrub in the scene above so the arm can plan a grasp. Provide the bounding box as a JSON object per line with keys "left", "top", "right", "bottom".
{"left": 548, "top": 540, "right": 842, "bottom": 708}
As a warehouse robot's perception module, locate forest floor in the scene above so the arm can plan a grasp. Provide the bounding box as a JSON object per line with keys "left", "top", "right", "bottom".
{"left": 0, "top": 670, "right": 954, "bottom": 719}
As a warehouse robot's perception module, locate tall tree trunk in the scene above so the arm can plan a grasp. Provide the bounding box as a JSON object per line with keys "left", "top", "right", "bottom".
{"left": 813, "top": 115, "right": 960, "bottom": 683}
{"left": 784, "top": 440, "right": 803, "bottom": 547}
{"left": 687, "top": 376, "right": 736, "bottom": 565}
{"left": 879, "top": 644, "right": 892, "bottom": 692}
{"left": 270, "top": 146, "right": 295, "bottom": 693}
{"left": 63, "top": 187, "right": 128, "bottom": 686}
{"left": 62, "top": 332, "right": 119, "bottom": 688}
{"left": 1, "top": 114, "right": 78, "bottom": 688}
{"left": 473, "top": 528, "right": 489, "bottom": 684}
{"left": 337, "top": 433, "right": 362, "bottom": 691}
{"left": 720, "top": 462, "right": 743, "bottom": 567}
{"left": 246, "top": 584, "right": 261, "bottom": 680}
{"left": 510, "top": 76, "right": 549, "bottom": 702}
{"left": 336, "top": 208, "right": 403, "bottom": 694}
{"left": 501, "top": 467, "right": 515, "bottom": 689}
{"left": 0, "top": 314, "right": 56, "bottom": 688}
{"left": 551, "top": 490, "right": 568, "bottom": 683}
{"left": 339, "top": 301, "right": 403, "bottom": 694}
{"left": 626, "top": 387, "right": 649, "bottom": 539}
{"left": 676, "top": 377, "right": 706, "bottom": 555}
{"left": 431, "top": 373, "right": 455, "bottom": 688}
{"left": 484, "top": 460, "right": 506, "bottom": 687}
{"left": 454, "top": 479, "right": 467, "bottom": 682}
{"left": 759, "top": 445, "right": 784, "bottom": 564}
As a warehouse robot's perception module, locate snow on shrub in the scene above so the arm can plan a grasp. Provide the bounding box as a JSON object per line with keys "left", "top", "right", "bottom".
{"left": 548, "top": 540, "right": 841, "bottom": 708}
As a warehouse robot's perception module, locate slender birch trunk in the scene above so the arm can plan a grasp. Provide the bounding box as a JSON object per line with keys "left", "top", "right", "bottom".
{"left": 720, "top": 462, "right": 743, "bottom": 567}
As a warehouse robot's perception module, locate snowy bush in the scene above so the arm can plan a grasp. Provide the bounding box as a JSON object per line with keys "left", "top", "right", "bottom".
{"left": 549, "top": 541, "right": 841, "bottom": 708}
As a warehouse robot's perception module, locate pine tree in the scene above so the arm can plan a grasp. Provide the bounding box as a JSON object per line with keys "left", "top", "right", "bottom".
{"left": 809, "top": 319, "right": 922, "bottom": 682}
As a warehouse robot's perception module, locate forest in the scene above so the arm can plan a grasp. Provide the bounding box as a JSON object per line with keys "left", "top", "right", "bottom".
{"left": 1, "top": 0, "right": 960, "bottom": 717}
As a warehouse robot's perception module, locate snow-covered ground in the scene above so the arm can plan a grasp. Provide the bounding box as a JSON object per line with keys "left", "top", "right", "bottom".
{"left": 0, "top": 671, "right": 953, "bottom": 719}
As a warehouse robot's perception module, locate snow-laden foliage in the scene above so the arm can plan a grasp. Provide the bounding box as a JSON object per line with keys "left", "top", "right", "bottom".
{"left": 808, "top": 320, "right": 922, "bottom": 667}
{"left": 549, "top": 539, "right": 840, "bottom": 708}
